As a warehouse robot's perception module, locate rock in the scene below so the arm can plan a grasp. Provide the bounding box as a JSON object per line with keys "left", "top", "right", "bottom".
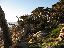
{"left": 16, "top": 42, "right": 29, "bottom": 48}
{"left": 58, "top": 27, "right": 64, "bottom": 41}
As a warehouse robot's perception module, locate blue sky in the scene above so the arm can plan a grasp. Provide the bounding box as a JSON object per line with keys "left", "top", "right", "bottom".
{"left": 0, "top": 0, "right": 59, "bottom": 22}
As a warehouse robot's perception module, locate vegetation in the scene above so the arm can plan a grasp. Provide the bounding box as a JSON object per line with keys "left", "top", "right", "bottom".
{"left": 0, "top": 0, "right": 64, "bottom": 48}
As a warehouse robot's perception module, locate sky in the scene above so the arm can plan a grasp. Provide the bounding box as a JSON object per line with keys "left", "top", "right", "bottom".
{"left": 0, "top": 0, "right": 59, "bottom": 22}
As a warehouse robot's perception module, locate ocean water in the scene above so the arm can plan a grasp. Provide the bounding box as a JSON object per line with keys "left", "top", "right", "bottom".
{"left": 7, "top": 22, "right": 18, "bottom": 27}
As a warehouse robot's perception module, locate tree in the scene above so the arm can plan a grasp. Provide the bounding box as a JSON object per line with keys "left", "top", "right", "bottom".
{"left": 0, "top": 6, "right": 12, "bottom": 48}
{"left": 60, "top": 0, "right": 64, "bottom": 2}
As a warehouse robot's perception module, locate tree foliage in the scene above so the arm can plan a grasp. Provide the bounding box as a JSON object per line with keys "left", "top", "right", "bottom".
{"left": 0, "top": 6, "right": 12, "bottom": 48}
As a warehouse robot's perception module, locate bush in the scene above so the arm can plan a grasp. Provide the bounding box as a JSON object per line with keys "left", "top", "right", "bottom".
{"left": 54, "top": 41, "right": 64, "bottom": 48}
{"left": 51, "top": 28, "right": 60, "bottom": 38}
{"left": 29, "top": 43, "right": 41, "bottom": 48}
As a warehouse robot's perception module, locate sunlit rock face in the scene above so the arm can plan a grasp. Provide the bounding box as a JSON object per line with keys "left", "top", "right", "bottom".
{"left": 28, "top": 31, "right": 43, "bottom": 44}
{"left": 58, "top": 27, "right": 64, "bottom": 41}
{"left": 9, "top": 25, "right": 22, "bottom": 46}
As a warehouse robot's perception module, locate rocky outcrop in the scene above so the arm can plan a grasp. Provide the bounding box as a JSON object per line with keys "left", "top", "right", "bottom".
{"left": 58, "top": 27, "right": 64, "bottom": 41}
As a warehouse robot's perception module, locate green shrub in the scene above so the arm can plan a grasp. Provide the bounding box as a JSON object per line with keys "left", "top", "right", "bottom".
{"left": 54, "top": 41, "right": 64, "bottom": 48}
{"left": 29, "top": 43, "right": 41, "bottom": 48}
{"left": 51, "top": 28, "right": 60, "bottom": 38}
